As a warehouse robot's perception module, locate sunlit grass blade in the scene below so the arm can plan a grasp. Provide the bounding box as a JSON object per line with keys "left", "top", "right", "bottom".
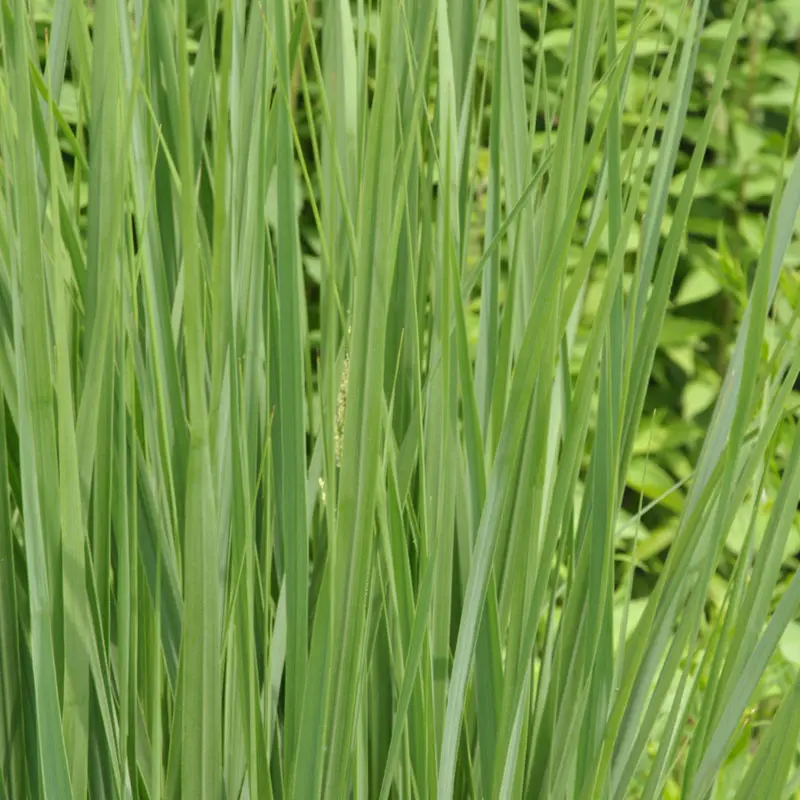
{"left": 267, "top": 0, "right": 309, "bottom": 777}
{"left": 2, "top": 2, "right": 73, "bottom": 796}
{"left": 175, "top": 0, "right": 221, "bottom": 796}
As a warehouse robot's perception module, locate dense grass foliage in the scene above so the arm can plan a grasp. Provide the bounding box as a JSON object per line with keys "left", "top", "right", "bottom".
{"left": 2, "top": 0, "right": 800, "bottom": 797}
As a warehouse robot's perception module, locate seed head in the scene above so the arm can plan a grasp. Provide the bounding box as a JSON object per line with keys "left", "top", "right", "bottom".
{"left": 335, "top": 351, "right": 349, "bottom": 467}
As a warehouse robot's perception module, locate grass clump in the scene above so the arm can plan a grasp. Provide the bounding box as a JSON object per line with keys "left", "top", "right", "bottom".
{"left": 1, "top": 0, "right": 800, "bottom": 798}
